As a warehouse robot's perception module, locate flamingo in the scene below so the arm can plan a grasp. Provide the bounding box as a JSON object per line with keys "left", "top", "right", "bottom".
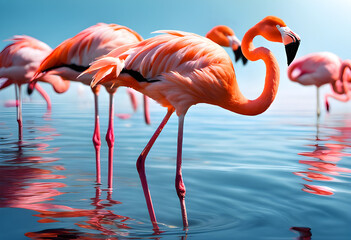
{"left": 287, "top": 52, "right": 345, "bottom": 117}
{"left": 0, "top": 36, "right": 69, "bottom": 140}
{"left": 31, "top": 23, "right": 150, "bottom": 189}
{"left": 82, "top": 16, "right": 301, "bottom": 229}
{"left": 324, "top": 60, "right": 351, "bottom": 112}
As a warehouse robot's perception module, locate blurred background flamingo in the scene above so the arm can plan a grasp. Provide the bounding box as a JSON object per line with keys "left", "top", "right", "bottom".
{"left": 31, "top": 23, "right": 150, "bottom": 189}
{"left": 287, "top": 52, "right": 349, "bottom": 117}
{"left": 0, "top": 36, "right": 69, "bottom": 140}
{"left": 84, "top": 16, "right": 300, "bottom": 228}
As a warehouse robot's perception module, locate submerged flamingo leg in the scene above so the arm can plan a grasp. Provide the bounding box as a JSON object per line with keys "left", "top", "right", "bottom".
{"left": 15, "top": 84, "right": 23, "bottom": 140}
{"left": 136, "top": 108, "right": 174, "bottom": 230}
{"left": 106, "top": 93, "right": 115, "bottom": 190}
{"left": 316, "top": 87, "right": 320, "bottom": 118}
{"left": 175, "top": 114, "right": 188, "bottom": 228}
{"left": 92, "top": 89, "right": 102, "bottom": 185}
{"left": 143, "top": 95, "right": 151, "bottom": 125}
{"left": 34, "top": 83, "right": 52, "bottom": 111}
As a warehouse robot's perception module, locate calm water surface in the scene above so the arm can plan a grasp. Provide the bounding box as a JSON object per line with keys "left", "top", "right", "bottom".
{"left": 0, "top": 85, "right": 350, "bottom": 239}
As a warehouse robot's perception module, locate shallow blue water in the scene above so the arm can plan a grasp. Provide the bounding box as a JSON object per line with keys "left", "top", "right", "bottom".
{"left": 0, "top": 84, "right": 351, "bottom": 239}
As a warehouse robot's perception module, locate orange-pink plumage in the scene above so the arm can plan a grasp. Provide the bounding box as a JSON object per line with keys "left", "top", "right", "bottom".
{"left": 83, "top": 16, "right": 301, "bottom": 229}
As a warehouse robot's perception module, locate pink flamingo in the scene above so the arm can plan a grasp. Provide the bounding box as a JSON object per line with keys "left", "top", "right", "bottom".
{"left": 324, "top": 60, "right": 351, "bottom": 111}
{"left": 32, "top": 23, "right": 150, "bottom": 189}
{"left": 0, "top": 36, "right": 69, "bottom": 139}
{"left": 287, "top": 52, "right": 345, "bottom": 117}
{"left": 83, "top": 16, "right": 300, "bottom": 228}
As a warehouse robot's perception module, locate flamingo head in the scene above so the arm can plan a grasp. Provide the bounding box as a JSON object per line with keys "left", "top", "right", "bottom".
{"left": 205, "top": 25, "right": 247, "bottom": 65}
{"left": 258, "top": 16, "right": 301, "bottom": 66}
{"left": 27, "top": 71, "right": 43, "bottom": 95}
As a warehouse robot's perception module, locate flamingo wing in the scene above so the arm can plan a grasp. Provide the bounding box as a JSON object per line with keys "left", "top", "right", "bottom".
{"left": 87, "top": 31, "right": 235, "bottom": 115}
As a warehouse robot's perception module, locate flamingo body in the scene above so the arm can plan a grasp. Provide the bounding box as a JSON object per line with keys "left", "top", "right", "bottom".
{"left": 288, "top": 52, "right": 341, "bottom": 87}
{"left": 91, "top": 31, "right": 235, "bottom": 116}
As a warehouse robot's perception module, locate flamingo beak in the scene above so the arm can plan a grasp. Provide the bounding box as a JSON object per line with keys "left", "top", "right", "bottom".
{"left": 27, "top": 81, "right": 36, "bottom": 95}
{"left": 277, "top": 25, "right": 301, "bottom": 66}
{"left": 233, "top": 46, "right": 248, "bottom": 65}
{"left": 229, "top": 35, "right": 248, "bottom": 65}
{"left": 285, "top": 39, "right": 300, "bottom": 66}
{"left": 28, "top": 71, "right": 44, "bottom": 95}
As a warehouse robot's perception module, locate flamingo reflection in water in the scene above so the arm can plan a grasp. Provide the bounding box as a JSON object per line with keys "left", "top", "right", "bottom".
{"left": 30, "top": 186, "right": 133, "bottom": 238}
{"left": 294, "top": 119, "right": 351, "bottom": 195}
{"left": 0, "top": 133, "right": 136, "bottom": 238}
{"left": 290, "top": 227, "right": 312, "bottom": 240}
{"left": 1, "top": 163, "right": 135, "bottom": 237}
{"left": 0, "top": 124, "right": 71, "bottom": 212}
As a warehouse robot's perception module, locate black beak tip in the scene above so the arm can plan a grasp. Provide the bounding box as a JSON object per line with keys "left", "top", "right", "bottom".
{"left": 233, "top": 48, "right": 241, "bottom": 62}
{"left": 27, "top": 81, "right": 36, "bottom": 95}
{"left": 242, "top": 56, "right": 248, "bottom": 65}
{"left": 233, "top": 46, "right": 248, "bottom": 66}
{"left": 285, "top": 40, "right": 300, "bottom": 66}
{"left": 326, "top": 100, "right": 330, "bottom": 112}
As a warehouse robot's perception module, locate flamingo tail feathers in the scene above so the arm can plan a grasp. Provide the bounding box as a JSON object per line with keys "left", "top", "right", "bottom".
{"left": 80, "top": 57, "right": 125, "bottom": 87}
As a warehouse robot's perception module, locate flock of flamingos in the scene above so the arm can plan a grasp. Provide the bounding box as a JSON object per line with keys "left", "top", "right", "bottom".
{"left": 0, "top": 15, "right": 350, "bottom": 230}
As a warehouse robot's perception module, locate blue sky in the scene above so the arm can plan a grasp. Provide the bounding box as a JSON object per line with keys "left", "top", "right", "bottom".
{"left": 1, "top": 0, "right": 351, "bottom": 105}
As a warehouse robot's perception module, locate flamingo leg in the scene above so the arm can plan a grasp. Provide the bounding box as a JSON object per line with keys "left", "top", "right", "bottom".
{"left": 127, "top": 88, "right": 138, "bottom": 112}
{"left": 136, "top": 107, "right": 174, "bottom": 230}
{"left": 15, "top": 84, "right": 23, "bottom": 140}
{"left": 106, "top": 93, "right": 115, "bottom": 190}
{"left": 92, "top": 91, "right": 102, "bottom": 185}
{"left": 34, "top": 83, "right": 52, "bottom": 111}
{"left": 316, "top": 87, "right": 320, "bottom": 118}
{"left": 143, "top": 95, "right": 151, "bottom": 125}
{"left": 175, "top": 114, "right": 188, "bottom": 228}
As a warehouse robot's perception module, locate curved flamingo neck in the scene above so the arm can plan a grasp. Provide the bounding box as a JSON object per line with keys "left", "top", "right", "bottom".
{"left": 34, "top": 83, "right": 52, "bottom": 110}
{"left": 340, "top": 60, "right": 351, "bottom": 94}
{"left": 227, "top": 25, "right": 279, "bottom": 116}
{"left": 327, "top": 60, "right": 351, "bottom": 102}
{"left": 38, "top": 75, "right": 70, "bottom": 93}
